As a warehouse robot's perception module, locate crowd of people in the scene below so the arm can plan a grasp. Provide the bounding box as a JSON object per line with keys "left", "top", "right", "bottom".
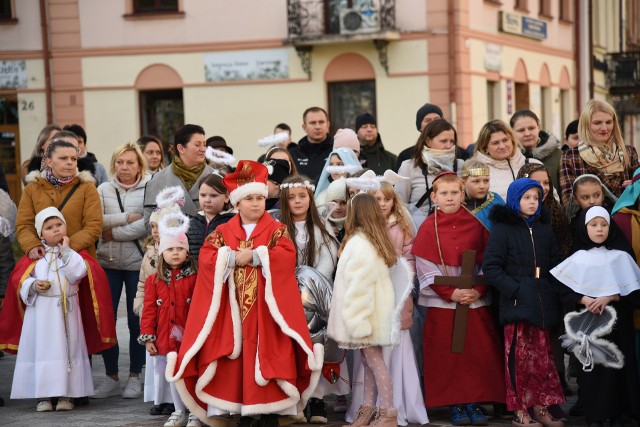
{"left": 0, "top": 99, "right": 640, "bottom": 427}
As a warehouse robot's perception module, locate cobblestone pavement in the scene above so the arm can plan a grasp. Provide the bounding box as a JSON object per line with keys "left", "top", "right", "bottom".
{"left": 0, "top": 295, "right": 584, "bottom": 426}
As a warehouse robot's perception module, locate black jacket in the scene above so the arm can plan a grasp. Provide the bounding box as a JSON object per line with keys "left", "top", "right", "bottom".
{"left": 360, "top": 135, "right": 397, "bottom": 175}
{"left": 289, "top": 135, "right": 334, "bottom": 182}
{"left": 483, "top": 204, "right": 566, "bottom": 329}
{"left": 187, "top": 211, "right": 235, "bottom": 260}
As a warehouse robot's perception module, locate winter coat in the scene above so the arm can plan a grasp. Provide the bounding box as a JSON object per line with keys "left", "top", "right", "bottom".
{"left": 16, "top": 170, "right": 102, "bottom": 258}
{"left": 294, "top": 222, "right": 338, "bottom": 280}
{"left": 289, "top": 135, "right": 334, "bottom": 182}
{"left": 187, "top": 210, "right": 235, "bottom": 260}
{"left": 96, "top": 174, "right": 151, "bottom": 271}
{"left": 395, "top": 145, "right": 469, "bottom": 172}
{"left": 143, "top": 162, "right": 218, "bottom": 225}
{"left": 522, "top": 131, "right": 563, "bottom": 193}
{"left": 483, "top": 204, "right": 564, "bottom": 329}
{"left": 139, "top": 266, "right": 197, "bottom": 355}
{"left": 134, "top": 242, "right": 158, "bottom": 316}
{"left": 360, "top": 136, "right": 397, "bottom": 175}
{"left": 473, "top": 150, "right": 542, "bottom": 201}
{"left": 25, "top": 155, "right": 97, "bottom": 185}
{"left": 327, "top": 233, "right": 408, "bottom": 348}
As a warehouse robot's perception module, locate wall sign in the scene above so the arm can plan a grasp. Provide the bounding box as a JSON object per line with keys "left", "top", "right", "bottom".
{"left": 0, "top": 61, "right": 27, "bottom": 89}
{"left": 499, "top": 11, "right": 547, "bottom": 40}
{"left": 204, "top": 49, "right": 289, "bottom": 82}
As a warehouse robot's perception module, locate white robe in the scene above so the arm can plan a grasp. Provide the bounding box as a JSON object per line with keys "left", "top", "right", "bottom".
{"left": 11, "top": 245, "right": 94, "bottom": 399}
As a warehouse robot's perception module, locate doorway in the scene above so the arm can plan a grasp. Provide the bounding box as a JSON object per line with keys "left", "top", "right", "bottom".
{"left": 139, "top": 89, "right": 184, "bottom": 162}
{"left": 0, "top": 96, "right": 20, "bottom": 203}
{"left": 515, "top": 82, "right": 530, "bottom": 111}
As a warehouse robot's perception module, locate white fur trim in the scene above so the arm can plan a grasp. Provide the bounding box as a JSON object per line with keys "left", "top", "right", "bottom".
{"left": 254, "top": 339, "right": 269, "bottom": 386}
{"left": 155, "top": 185, "right": 185, "bottom": 208}
{"left": 345, "top": 170, "right": 380, "bottom": 192}
{"left": 258, "top": 133, "right": 289, "bottom": 148}
{"left": 229, "top": 182, "right": 268, "bottom": 206}
{"left": 325, "top": 164, "right": 361, "bottom": 175}
{"left": 158, "top": 212, "right": 190, "bottom": 237}
{"left": 206, "top": 147, "right": 236, "bottom": 165}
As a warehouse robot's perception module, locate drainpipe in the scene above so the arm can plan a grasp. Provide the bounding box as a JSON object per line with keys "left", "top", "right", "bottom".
{"left": 447, "top": 0, "right": 456, "bottom": 126}
{"left": 588, "top": 0, "right": 594, "bottom": 99}
{"left": 39, "top": 0, "right": 53, "bottom": 124}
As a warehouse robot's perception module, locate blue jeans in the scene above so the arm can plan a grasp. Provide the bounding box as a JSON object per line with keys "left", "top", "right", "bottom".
{"left": 101, "top": 268, "right": 145, "bottom": 375}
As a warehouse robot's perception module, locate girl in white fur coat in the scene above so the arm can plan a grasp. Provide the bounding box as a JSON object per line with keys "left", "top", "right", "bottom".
{"left": 328, "top": 193, "right": 412, "bottom": 427}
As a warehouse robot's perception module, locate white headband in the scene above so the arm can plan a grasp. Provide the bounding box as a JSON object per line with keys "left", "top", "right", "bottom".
{"left": 584, "top": 206, "right": 610, "bottom": 225}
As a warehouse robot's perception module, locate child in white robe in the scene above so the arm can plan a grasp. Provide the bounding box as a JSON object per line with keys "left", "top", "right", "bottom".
{"left": 11, "top": 207, "right": 93, "bottom": 412}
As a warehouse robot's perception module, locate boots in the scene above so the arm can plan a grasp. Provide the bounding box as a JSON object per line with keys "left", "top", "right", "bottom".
{"left": 369, "top": 407, "right": 398, "bottom": 427}
{"left": 532, "top": 406, "right": 564, "bottom": 427}
{"left": 343, "top": 405, "right": 376, "bottom": 427}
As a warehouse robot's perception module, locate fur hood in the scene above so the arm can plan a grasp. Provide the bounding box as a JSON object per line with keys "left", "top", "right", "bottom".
{"left": 489, "top": 203, "right": 551, "bottom": 226}
{"left": 27, "top": 155, "right": 96, "bottom": 177}
{"left": 523, "top": 131, "right": 562, "bottom": 161}
{"left": 25, "top": 169, "right": 96, "bottom": 185}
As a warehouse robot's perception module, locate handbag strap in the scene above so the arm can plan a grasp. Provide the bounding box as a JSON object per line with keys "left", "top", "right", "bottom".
{"left": 113, "top": 185, "right": 144, "bottom": 257}
{"left": 414, "top": 164, "right": 432, "bottom": 209}
{"left": 58, "top": 183, "right": 80, "bottom": 211}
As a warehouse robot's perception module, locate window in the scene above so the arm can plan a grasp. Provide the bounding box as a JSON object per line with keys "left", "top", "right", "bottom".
{"left": 487, "top": 80, "right": 500, "bottom": 122}
{"left": 139, "top": 90, "right": 183, "bottom": 161}
{"left": 328, "top": 80, "right": 376, "bottom": 135}
{"left": 0, "top": 0, "right": 15, "bottom": 21}
{"left": 133, "top": 0, "right": 178, "bottom": 14}
{"left": 514, "top": 0, "right": 528, "bottom": 12}
{"left": 539, "top": 0, "right": 552, "bottom": 18}
{"left": 559, "top": 0, "right": 572, "bottom": 21}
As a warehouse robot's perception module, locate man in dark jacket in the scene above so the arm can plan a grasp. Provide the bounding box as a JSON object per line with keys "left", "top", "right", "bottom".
{"left": 63, "top": 124, "right": 109, "bottom": 185}
{"left": 289, "top": 107, "right": 333, "bottom": 182}
{"left": 355, "top": 113, "right": 397, "bottom": 175}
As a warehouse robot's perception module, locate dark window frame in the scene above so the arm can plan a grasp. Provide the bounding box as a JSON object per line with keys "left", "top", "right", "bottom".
{"left": 327, "top": 79, "right": 377, "bottom": 136}
{"left": 133, "top": 0, "right": 179, "bottom": 14}
{"left": 514, "top": 0, "right": 529, "bottom": 13}
{"left": 0, "top": 0, "right": 17, "bottom": 24}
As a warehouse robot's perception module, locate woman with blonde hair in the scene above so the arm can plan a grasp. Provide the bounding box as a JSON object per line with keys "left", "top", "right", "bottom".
{"left": 473, "top": 120, "right": 541, "bottom": 200}
{"left": 560, "top": 99, "right": 639, "bottom": 203}
{"left": 94, "top": 141, "right": 151, "bottom": 400}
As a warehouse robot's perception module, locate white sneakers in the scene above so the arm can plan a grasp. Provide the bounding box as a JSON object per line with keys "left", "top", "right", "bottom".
{"left": 92, "top": 376, "right": 121, "bottom": 399}
{"left": 93, "top": 375, "right": 143, "bottom": 399}
{"left": 122, "top": 376, "right": 143, "bottom": 399}
{"left": 36, "top": 400, "right": 53, "bottom": 412}
{"left": 56, "top": 397, "right": 74, "bottom": 411}
{"left": 164, "top": 410, "right": 189, "bottom": 427}
{"left": 186, "top": 413, "right": 205, "bottom": 427}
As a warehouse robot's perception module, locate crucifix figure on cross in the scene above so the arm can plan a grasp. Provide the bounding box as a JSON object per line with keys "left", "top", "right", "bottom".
{"left": 432, "top": 249, "right": 489, "bottom": 353}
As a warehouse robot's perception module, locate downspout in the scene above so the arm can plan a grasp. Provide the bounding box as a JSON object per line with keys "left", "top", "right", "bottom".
{"left": 39, "top": 0, "right": 53, "bottom": 124}
{"left": 588, "top": 0, "right": 594, "bottom": 99}
{"left": 575, "top": 0, "right": 581, "bottom": 109}
{"left": 619, "top": 0, "right": 624, "bottom": 53}
{"left": 447, "top": 0, "right": 456, "bottom": 126}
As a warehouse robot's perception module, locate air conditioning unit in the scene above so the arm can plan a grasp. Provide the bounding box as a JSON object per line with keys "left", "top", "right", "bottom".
{"left": 339, "top": 6, "right": 380, "bottom": 35}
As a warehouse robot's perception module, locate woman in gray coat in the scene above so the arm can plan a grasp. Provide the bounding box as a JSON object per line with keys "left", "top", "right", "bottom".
{"left": 94, "top": 142, "right": 151, "bottom": 400}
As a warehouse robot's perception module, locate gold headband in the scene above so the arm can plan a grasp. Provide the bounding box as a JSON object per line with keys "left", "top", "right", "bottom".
{"left": 461, "top": 167, "right": 490, "bottom": 178}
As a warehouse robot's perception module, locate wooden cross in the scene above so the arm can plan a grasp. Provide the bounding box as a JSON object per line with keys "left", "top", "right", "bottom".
{"left": 432, "top": 250, "right": 489, "bottom": 353}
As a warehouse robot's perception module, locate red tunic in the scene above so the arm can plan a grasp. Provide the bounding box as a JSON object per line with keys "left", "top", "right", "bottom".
{"left": 140, "top": 269, "right": 197, "bottom": 355}
{"left": 413, "top": 208, "right": 505, "bottom": 407}
{"left": 0, "top": 251, "right": 117, "bottom": 354}
{"left": 166, "top": 213, "right": 322, "bottom": 420}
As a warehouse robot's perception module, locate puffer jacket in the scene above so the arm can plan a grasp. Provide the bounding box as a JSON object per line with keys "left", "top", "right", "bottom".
{"left": 17, "top": 170, "right": 102, "bottom": 258}
{"left": 97, "top": 174, "right": 151, "bottom": 271}
{"left": 134, "top": 242, "right": 158, "bottom": 316}
{"left": 187, "top": 210, "right": 235, "bottom": 261}
{"left": 483, "top": 204, "right": 564, "bottom": 329}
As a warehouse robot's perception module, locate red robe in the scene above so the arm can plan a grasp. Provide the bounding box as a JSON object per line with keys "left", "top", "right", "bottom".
{"left": 412, "top": 208, "right": 505, "bottom": 407}
{"left": 166, "top": 213, "right": 323, "bottom": 421}
{"left": 0, "top": 251, "right": 117, "bottom": 354}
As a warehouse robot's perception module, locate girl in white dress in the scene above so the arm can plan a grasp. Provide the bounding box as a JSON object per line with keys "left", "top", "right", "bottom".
{"left": 11, "top": 207, "right": 93, "bottom": 412}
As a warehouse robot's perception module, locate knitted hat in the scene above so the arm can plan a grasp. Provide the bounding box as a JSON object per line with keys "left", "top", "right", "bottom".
{"left": 223, "top": 160, "right": 269, "bottom": 206}
{"left": 333, "top": 128, "right": 360, "bottom": 152}
{"left": 264, "top": 158, "right": 291, "bottom": 185}
{"left": 35, "top": 206, "right": 65, "bottom": 238}
{"left": 158, "top": 212, "right": 190, "bottom": 254}
{"left": 416, "top": 103, "right": 444, "bottom": 131}
{"left": 150, "top": 186, "right": 185, "bottom": 224}
{"left": 355, "top": 113, "right": 376, "bottom": 132}
{"left": 326, "top": 177, "right": 347, "bottom": 203}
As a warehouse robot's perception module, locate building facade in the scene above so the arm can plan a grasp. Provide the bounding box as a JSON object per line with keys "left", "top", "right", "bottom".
{"left": 0, "top": 0, "right": 578, "bottom": 203}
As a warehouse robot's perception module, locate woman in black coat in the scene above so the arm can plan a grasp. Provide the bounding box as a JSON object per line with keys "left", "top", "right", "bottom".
{"left": 483, "top": 178, "right": 567, "bottom": 427}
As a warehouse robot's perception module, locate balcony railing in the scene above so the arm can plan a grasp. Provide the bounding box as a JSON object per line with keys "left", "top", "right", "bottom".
{"left": 286, "top": 0, "right": 396, "bottom": 42}
{"left": 606, "top": 52, "right": 640, "bottom": 95}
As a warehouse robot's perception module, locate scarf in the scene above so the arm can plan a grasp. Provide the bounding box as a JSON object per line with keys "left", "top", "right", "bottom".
{"left": 506, "top": 178, "right": 543, "bottom": 227}
{"left": 172, "top": 156, "right": 205, "bottom": 190}
{"left": 578, "top": 140, "right": 625, "bottom": 175}
{"left": 44, "top": 168, "right": 76, "bottom": 188}
{"left": 422, "top": 146, "right": 456, "bottom": 175}
{"left": 114, "top": 173, "right": 141, "bottom": 190}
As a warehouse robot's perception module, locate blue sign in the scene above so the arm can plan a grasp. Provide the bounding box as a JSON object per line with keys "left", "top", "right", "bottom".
{"left": 522, "top": 17, "right": 547, "bottom": 40}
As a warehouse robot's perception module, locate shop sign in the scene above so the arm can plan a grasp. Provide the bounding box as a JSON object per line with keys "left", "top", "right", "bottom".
{"left": 0, "top": 61, "right": 27, "bottom": 89}
{"left": 204, "top": 49, "right": 289, "bottom": 82}
{"left": 499, "top": 11, "right": 547, "bottom": 40}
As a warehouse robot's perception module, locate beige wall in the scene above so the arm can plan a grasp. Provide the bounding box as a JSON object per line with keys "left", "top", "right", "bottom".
{"left": 0, "top": 0, "right": 42, "bottom": 51}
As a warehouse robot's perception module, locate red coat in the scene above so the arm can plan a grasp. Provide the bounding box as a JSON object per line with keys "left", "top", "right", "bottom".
{"left": 166, "top": 213, "right": 323, "bottom": 420}
{"left": 140, "top": 268, "right": 197, "bottom": 355}
{"left": 0, "top": 251, "right": 117, "bottom": 354}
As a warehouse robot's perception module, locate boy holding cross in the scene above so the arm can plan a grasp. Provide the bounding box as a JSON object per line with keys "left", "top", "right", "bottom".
{"left": 412, "top": 172, "right": 505, "bottom": 425}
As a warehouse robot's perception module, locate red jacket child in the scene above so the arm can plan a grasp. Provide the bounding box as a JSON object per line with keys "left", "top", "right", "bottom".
{"left": 139, "top": 265, "right": 197, "bottom": 355}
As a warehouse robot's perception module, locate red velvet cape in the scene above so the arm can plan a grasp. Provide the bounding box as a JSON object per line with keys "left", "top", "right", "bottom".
{"left": 166, "top": 213, "right": 322, "bottom": 421}
{"left": 0, "top": 251, "right": 117, "bottom": 354}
